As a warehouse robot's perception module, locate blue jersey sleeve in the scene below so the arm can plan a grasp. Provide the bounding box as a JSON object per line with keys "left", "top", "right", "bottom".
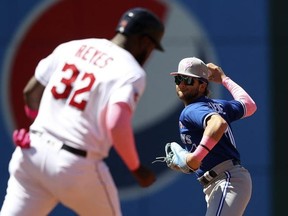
{"left": 214, "top": 99, "right": 244, "bottom": 122}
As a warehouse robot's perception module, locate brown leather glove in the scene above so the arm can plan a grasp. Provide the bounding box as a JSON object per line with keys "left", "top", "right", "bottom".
{"left": 131, "top": 164, "right": 156, "bottom": 187}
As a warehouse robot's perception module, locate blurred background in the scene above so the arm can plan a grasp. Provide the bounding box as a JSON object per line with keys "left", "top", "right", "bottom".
{"left": 0, "top": 0, "right": 285, "bottom": 215}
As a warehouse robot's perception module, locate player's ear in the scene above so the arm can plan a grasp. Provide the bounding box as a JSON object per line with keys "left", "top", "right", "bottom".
{"left": 199, "top": 81, "right": 208, "bottom": 93}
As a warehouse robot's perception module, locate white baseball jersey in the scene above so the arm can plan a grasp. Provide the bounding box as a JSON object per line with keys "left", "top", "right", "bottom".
{"left": 30, "top": 38, "right": 146, "bottom": 159}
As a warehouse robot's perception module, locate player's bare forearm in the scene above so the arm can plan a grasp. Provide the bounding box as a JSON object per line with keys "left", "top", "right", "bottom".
{"left": 23, "top": 76, "right": 45, "bottom": 110}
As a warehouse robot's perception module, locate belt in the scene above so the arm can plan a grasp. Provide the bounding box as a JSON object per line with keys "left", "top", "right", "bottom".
{"left": 61, "top": 144, "right": 87, "bottom": 157}
{"left": 31, "top": 130, "right": 87, "bottom": 158}
{"left": 198, "top": 159, "right": 241, "bottom": 186}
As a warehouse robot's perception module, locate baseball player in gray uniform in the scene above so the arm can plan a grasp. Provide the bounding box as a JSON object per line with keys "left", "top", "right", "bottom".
{"left": 156, "top": 57, "right": 257, "bottom": 216}
{"left": 1, "top": 7, "right": 165, "bottom": 216}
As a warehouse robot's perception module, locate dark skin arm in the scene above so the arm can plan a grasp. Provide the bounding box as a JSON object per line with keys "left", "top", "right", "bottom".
{"left": 13, "top": 76, "right": 45, "bottom": 147}
{"left": 23, "top": 76, "right": 45, "bottom": 110}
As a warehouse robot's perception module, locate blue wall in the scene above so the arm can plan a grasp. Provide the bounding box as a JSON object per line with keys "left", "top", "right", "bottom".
{"left": 0, "top": 0, "right": 270, "bottom": 215}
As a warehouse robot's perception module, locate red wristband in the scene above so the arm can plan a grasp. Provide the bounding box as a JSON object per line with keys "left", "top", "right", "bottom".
{"left": 24, "top": 105, "right": 38, "bottom": 120}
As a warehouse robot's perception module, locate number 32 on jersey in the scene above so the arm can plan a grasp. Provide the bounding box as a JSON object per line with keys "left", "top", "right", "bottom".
{"left": 51, "top": 63, "right": 95, "bottom": 111}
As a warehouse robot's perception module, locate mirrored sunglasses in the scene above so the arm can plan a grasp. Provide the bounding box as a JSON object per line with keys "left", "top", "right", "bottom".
{"left": 174, "top": 75, "right": 195, "bottom": 85}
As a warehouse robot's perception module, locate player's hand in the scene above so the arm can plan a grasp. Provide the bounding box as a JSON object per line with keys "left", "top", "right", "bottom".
{"left": 131, "top": 164, "right": 156, "bottom": 187}
{"left": 206, "top": 63, "right": 227, "bottom": 83}
{"left": 13, "top": 128, "right": 31, "bottom": 148}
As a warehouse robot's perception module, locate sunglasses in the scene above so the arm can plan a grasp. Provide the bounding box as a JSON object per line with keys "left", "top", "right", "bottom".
{"left": 174, "top": 75, "right": 208, "bottom": 85}
{"left": 174, "top": 75, "right": 196, "bottom": 85}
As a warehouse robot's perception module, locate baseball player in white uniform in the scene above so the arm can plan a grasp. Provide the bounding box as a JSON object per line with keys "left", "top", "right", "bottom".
{"left": 0, "top": 7, "right": 165, "bottom": 216}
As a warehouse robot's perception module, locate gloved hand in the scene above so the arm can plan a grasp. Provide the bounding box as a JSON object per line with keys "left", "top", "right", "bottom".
{"left": 131, "top": 164, "right": 156, "bottom": 187}
{"left": 13, "top": 128, "right": 30, "bottom": 148}
{"left": 153, "top": 142, "right": 194, "bottom": 174}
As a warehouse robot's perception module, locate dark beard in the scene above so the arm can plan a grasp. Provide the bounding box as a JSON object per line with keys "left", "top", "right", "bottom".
{"left": 181, "top": 89, "right": 200, "bottom": 105}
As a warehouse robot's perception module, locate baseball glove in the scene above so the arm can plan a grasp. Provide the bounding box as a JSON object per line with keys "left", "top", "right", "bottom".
{"left": 153, "top": 142, "right": 194, "bottom": 174}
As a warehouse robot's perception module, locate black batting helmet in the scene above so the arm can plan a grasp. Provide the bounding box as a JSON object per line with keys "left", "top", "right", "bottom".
{"left": 116, "top": 7, "right": 165, "bottom": 51}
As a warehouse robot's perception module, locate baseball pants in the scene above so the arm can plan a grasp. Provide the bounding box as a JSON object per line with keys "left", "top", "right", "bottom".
{"left": 0, "top": 131, "right": 122, "bottom": 216}
{"left": 201, "top": 160, "right": 252, "bottom": 216}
